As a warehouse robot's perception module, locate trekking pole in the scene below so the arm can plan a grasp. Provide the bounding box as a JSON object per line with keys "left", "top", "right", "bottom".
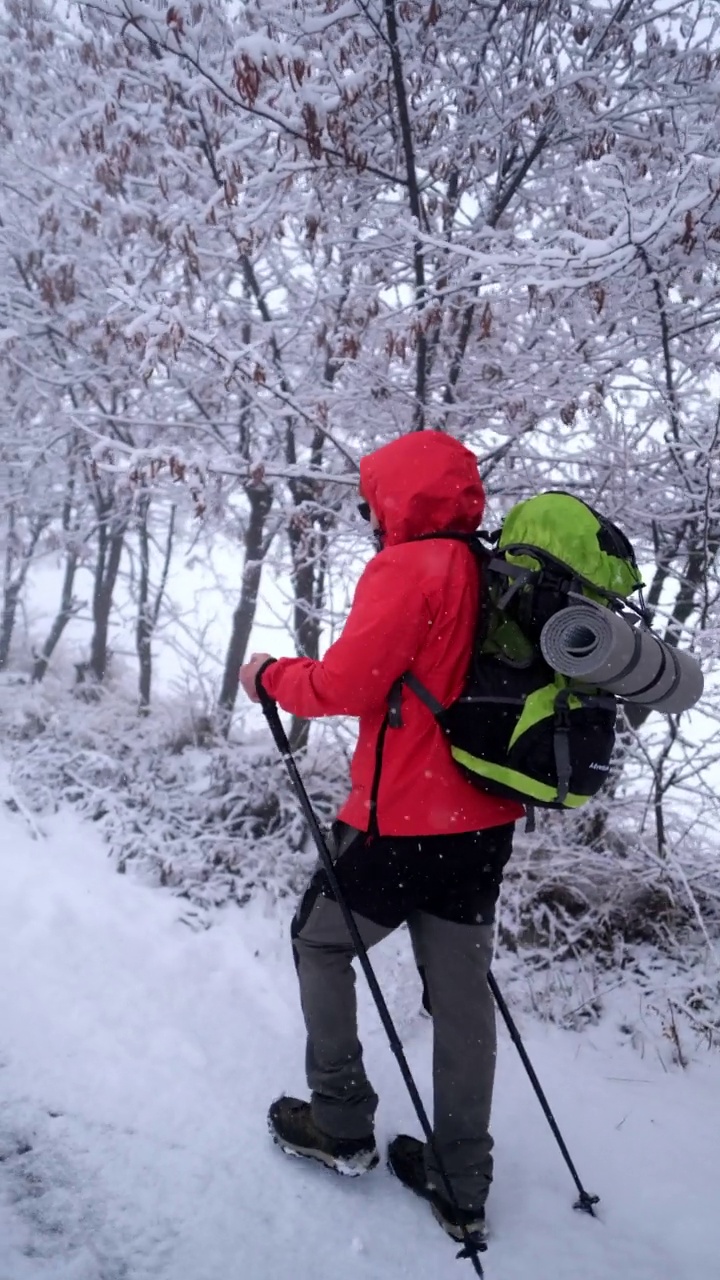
{"left": 486, "top": 970, "right": 600, "bottom": 1216}
{"left": 258, "top": 683, "right": 486, "bottom": 1275}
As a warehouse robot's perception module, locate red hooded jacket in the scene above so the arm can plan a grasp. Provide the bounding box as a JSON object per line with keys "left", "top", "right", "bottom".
{"left": 261, "top": 432, "right": 524, "bottom": 836}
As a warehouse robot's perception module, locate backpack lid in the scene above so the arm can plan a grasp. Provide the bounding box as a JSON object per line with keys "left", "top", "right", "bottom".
{"left": 498, "top": 491, "right": 643, "bottom": 600}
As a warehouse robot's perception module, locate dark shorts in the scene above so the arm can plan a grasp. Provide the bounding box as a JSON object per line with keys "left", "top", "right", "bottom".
{"left": 297, "top": 822, "right": 515, "bottom": 932}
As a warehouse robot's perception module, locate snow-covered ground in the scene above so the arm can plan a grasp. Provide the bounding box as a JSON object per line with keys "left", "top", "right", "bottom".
{"left": 0, "top": 760, "right": 718, "bottom": 1280}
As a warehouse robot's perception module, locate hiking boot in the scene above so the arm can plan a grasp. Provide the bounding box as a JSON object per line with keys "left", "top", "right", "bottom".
{"left": 387, "top": 1134, "right": 487, "bottom": 1245}
{"left": 268, "top": 1096, "right": 379, "bottom": 1177}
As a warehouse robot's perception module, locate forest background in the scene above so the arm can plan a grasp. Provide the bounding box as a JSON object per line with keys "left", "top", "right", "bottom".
{"left": 1, "top": 0, "right": 719, "bottom": 1048}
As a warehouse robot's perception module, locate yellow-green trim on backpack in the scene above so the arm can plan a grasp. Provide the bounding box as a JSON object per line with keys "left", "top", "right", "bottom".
{"left": 451, "top": 747, "right": 588, "bottom": 808}
{"left": 506, "top": 679, "right": 583, "bottom": 752}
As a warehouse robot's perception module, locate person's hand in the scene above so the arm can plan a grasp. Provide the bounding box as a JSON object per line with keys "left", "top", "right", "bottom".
{"left": 239, "top": 653, "right": 274, "bottom": 703}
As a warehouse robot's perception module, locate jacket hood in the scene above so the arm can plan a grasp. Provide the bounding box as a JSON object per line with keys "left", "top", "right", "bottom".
{"left": 359, "top": 432, "right": 485, "bottom": 547}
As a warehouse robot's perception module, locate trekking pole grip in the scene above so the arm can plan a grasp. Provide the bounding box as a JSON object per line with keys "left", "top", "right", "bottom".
{"left": 254, "top": 660, "right": 289, "bottom": 755}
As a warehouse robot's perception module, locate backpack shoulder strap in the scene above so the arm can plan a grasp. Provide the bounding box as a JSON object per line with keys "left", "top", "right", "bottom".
{"left": 485, "top": 556, "right": 538, "bottom": 609}
{"left": 410, "top": 530, "right": 485, "bottom": 549}
{"left": 404, "top": 671, "right": 444, "bottom": 716}
{"left": 387, "top": 671, "right": 443, "bottom": 730}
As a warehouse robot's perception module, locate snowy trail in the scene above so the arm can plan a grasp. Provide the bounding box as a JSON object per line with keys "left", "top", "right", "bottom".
{"left": 0, "top": 769, "right": 718, "bottom": 1280}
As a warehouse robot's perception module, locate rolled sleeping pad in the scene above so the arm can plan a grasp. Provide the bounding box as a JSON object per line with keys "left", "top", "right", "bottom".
{"left": 539, "top": 603, "right": 704, "bottom": 714}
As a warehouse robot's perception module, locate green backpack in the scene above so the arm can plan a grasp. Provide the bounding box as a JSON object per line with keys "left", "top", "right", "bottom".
{"left": 394, "top": 491, "right": 645, "bottom": 811}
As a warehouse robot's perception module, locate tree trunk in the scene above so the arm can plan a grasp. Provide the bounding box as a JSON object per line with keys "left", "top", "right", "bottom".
{"left": 88, "top": 517, "right": 125, "bottom": 683}
{"left": 287, "top": 498, "right": 331, "bottom": 754}
{"left": 0, "top": 504, "right": 48, "bottom": 670}
{"left": 134, "top": 496, "right": 176, "bottom": 713}
{"left": 33, "top": 452, "right": 82, "bottom": 683}
{"left": 0, "top": 581, "right": 21, "bottom": 671}
{"left": 136, "top": 493, "right": 152, "bottom": 712}
{"left": 218, "top": 480, "right": 274, "bottom": 731}
{"left": 32, "top": 549, "right": 81, "bottom": 682}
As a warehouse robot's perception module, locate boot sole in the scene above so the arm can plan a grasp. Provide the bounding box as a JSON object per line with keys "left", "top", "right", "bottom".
{"left": 268, "top": 1120, "right": 379, "bottom": 1178}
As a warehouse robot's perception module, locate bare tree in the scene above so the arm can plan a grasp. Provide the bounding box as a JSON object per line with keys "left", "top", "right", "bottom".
{"left": 135, "top": 492, "right": 177, "bottom": 711}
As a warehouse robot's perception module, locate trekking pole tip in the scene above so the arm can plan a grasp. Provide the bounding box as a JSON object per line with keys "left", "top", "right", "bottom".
{"left": 455, "top": 1241, "right": 486, "bottom": 1276}
{"left": 456, "top": 1241, "right": 488, "bottom": 1259}
{"left": 574, "top": 1190, "right": 601, "bottom": 1217}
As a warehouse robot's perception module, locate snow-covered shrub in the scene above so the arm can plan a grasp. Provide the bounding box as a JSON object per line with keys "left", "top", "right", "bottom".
{"left": 2, "top": 677, "right": 718, "bottom": 1043}
{"left": 1, "top": 679, "right": 345, "bottom": 914}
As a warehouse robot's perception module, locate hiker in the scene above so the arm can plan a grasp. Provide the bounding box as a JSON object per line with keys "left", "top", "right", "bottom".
{"left": 239, "top": 431, "right": 524, "bottom": 1245}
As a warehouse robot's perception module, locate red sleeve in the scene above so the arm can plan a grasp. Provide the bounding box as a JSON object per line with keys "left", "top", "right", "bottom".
{"left": 261, "top": 552, "right": 429, "bottom": 718}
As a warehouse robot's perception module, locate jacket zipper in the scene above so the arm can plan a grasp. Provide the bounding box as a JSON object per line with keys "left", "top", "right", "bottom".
{"left": 367, "top": 714, "right": 390, "bottom": 839}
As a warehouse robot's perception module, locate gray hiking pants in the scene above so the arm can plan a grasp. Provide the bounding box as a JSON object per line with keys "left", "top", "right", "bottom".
{"left": 291, "top": 822, "right": 512, "bottom": 1211}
